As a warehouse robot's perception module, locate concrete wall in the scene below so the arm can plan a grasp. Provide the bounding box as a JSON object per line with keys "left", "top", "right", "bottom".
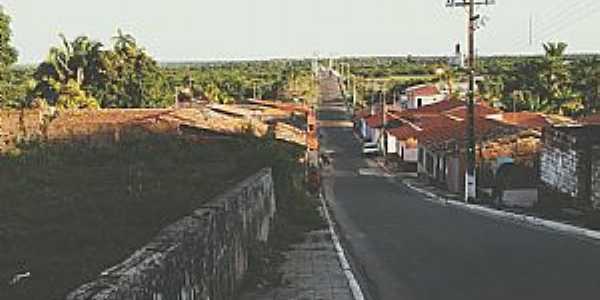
{"left": 386, "top": 133, "right": 397, "bottom": 154}
{"left": 540, "top": 129, "right": 582, "bottom": 198}
{"left": 407, "top": 95, "right": 443, "bottom": 109}
{"left": 67, "top": 168, "right": 276, "bottom": 300}
{"left": 398, "top": 141, "right": 418, "bottom": 162}
{"left": 446, "top": 155, "right": 462, "bottom": 194}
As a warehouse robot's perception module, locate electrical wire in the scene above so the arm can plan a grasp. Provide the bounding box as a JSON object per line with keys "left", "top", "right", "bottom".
{"left": 510, "top": 0, "right": 598, "bottom": 51}
{"left": 509, "top": 0, "right": 593, "bottom": 49}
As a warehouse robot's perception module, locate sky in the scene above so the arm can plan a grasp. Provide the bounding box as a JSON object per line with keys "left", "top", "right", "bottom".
{"left": 3, "top": 0, "right": 600, "bottom": 64}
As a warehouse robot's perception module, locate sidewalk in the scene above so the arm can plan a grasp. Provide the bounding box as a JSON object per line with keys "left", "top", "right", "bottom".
{"left": 391, "top": 165, "right": 600, "bottom": 243}
{"left": 242, "top": 229, "right": 354, "bottom": 300}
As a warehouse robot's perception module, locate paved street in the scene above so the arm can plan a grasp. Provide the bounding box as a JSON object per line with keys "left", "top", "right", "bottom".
{"left": 317, "top": 73, "right": 600, "bottom": 300}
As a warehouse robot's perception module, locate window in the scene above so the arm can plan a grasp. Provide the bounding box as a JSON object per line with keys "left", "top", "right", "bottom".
{"left": 417, "top": 98, "right": 423, "bottom": 107}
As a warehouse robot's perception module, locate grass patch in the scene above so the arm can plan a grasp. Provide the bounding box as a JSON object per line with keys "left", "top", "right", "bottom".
{"left": 0, "top": 134, "right": 312, "bottom": 300}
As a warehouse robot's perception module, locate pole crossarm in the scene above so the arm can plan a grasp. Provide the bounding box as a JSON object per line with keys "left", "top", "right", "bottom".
{"left": 446, "top": 0, "right": 495, "bottom": 7}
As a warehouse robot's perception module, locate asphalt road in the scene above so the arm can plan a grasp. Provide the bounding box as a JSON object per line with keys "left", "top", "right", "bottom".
{"left": 317, "top": 73, "right": 600, "bottom": 300}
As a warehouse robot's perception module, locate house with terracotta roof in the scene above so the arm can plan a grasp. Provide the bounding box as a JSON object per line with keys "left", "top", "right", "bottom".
{"left": 384, "top": 100, "right": 565, "bottom": 202}
{"left": 416, "top": 115, "right": 524, "bottom": 195}
{"left": 353, "top": 107, "right": 375, "bottom": 139}
{"left": 363, "top": 110, "right": 402, "bottom": 153}
{"left": 383, "top": 100, "right": 500, "bottom": 169}
{"left": 405, "top": 84, "right": 445, "bottom": 109}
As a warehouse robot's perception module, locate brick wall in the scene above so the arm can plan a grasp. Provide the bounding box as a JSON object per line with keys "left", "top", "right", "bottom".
{"left": 67, "top": 168, "right": 276, "bottom": 300}
{"left": 0, "top": 109, "right": 46, "bottom": 152}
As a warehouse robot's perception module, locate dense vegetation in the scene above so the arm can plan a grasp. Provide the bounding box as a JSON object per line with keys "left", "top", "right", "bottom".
{"left": 340, "top": 48, "right": 600, "bottom": 116}
{"left": 0, "top": 10, "right": 316, "bottom": 109}
{"left": 0, "top": 134, "right": 320, "bottom": 299}
{"left": 165, "top": 60, "right": 317, "bottom": 105}
{"left": 337, "top": 57, "right": 442, "bottom": 106}
{"left": 0, "top": 8, "right": 29, "bottom": 108}
{"left": 1, "top": 6, "right": 598, "bottom": 115}
{"left": 478, "top": 43, "right": 600, "bottom": 116}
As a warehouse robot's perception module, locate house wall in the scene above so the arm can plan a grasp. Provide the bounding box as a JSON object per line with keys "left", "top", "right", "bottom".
{"left": 398, "top": 141, "right": 419, "bottom": 162}
{"left": 368, "top": 127, "right": 381, "bottom": 143}
{"left": 386, "top": 133, "right": 398, "bottom": 154}
{"left": 419, "top": 147, "right": 439, "bottom": 179}
{"left": 417, "top": 146, "right": 426, "bottom": 174}
{"left": 592, "top": 146, "right": 600, "bottom": 210}
{"left": 360, "top": 119, "right": 368, "bottom": 138}
{"left": 446, "top": 154, "right": 463, "bottom": 194}
{"left": 539, "top": 129, "right": 583, "bottom": 199}
{"left": 407, "top": 95, "right": 443, "bottom": 109}
{"left": 68, "top": 168, "right": 276, "bottom": 300}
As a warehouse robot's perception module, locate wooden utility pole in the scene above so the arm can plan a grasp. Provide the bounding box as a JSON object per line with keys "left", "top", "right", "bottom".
{"left": 352, "top": 77, "right": 357, "bottom": 108}
{"left": 446, "top": 0, "right": 495, "bottom": 202}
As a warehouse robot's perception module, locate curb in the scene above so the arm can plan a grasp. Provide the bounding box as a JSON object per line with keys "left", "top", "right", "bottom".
{"left": 403, "top": 180, "right": 600, "bottom": 243}
{"left": 318, "top": 193, "right": 366, "bottom": 300}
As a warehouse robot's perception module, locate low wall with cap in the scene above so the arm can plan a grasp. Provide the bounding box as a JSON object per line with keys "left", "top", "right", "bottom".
{"left": 67, "top": 168, "right": 276, "bottom": 300}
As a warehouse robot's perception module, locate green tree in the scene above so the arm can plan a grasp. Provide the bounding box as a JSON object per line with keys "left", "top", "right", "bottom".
{"left": 98, "top": 29, "right": 172, "bottom": 108}
{"left": 55, "top": 79, "right": 99, "bottom": 109}
{"left": 32, "top": 30, "right": 172, "bottom": 108}
{"left": 32, "top": 34, "right": 105, "bottom": 104}
{"left": 0, "top": 7, "right": 19, "bottom": 107}
{"left": 539, "top": 42, "right": 573, "bottom": 113}
{"left": 572, "top": 56, "right": 600, "bottom": 114}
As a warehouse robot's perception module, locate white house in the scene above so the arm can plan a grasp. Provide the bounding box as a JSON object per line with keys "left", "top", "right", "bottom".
{"left": 405, "top": 85, "right": 444, "bottom": 109}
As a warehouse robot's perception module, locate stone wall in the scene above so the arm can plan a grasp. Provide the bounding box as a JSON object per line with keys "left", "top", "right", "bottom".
{"left": 67, "top": 168, "right": 276, "bottom": 300}
{"left": 592, "top": 146, "right": 600, "bottom": 210}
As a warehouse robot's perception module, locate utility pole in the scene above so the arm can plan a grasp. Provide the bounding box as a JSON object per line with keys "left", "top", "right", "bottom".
{"left": 352, "top": 76, "right": 357, "bottom": 108}
{"left": 446, "top": 0, "right": 495, "bottom": 202}
{"left": 529, "top": 13, "right": 533, "bottom": 46}
{"left": 381, "top": 88, "right": 387, "bottom": 156}
{"left": 253, "top": 82, "right": 257, "bottom": 100}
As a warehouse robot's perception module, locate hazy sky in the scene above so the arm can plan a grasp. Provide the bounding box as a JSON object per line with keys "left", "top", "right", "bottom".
{"left": 3, "top": 0, "right": 600, "bottom": 64}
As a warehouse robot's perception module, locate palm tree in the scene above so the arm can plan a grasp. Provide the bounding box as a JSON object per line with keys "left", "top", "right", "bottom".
{"left": 68, "top": 36, "right": 104, "bottom": 85}
{"left": 539, "top": 42, "right": 571, "bottom": 113}
{"left": 112, "top": 29, "right": 138, "bottom": 55}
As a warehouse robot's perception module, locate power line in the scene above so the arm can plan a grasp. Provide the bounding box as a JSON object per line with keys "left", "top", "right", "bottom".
{"left": 535, "top": 1, "right": 600, "bottom": 43}
{"left": 511, "top": 0, "right": 598, "bottom": 51}
{"left": 509, "top": 0, "right": 591, "bottom": 49}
